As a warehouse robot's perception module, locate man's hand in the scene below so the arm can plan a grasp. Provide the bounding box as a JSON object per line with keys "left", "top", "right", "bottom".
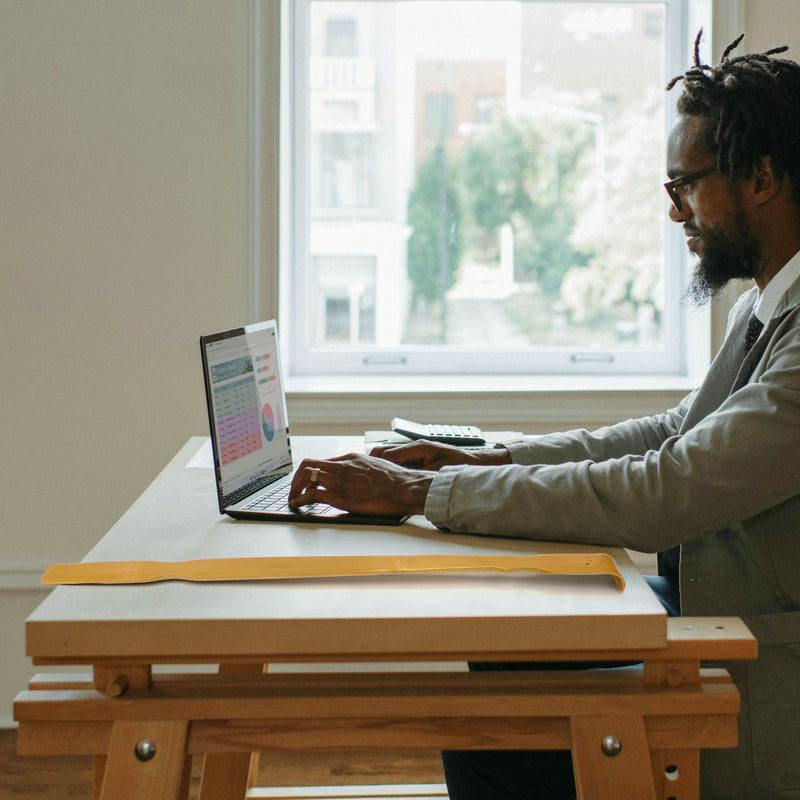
{"left": 288, "top": 452, "right": 435, "bottom": 517}
{"left": 370, "top": 440, "right": 512, "bottom": 471}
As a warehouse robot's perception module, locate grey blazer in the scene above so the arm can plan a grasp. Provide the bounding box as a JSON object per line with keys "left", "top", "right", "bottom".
{"left": 425, "top": 274, "right": 800, "bottom": 798}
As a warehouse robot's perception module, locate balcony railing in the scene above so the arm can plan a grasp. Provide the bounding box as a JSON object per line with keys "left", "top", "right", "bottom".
{"left": 310, "top": 57, "right": 376, "bottom": 90}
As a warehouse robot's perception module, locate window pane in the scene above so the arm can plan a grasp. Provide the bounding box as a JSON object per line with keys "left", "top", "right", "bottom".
{"left": 313, "top": 255, "right": 377, "bottom": 345}
{"left": 315, "top": 132, "right": 375, "bottom": 208}
{"left": 297, "top": 1, "right": 676, "bottom": 372}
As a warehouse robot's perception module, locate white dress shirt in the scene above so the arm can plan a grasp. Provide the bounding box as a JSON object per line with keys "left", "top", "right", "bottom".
{"left": 755, "top": 249, "right": 800, "bottom": 323}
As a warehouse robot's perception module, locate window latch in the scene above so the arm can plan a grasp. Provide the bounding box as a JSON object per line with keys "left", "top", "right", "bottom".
{"left": 570, "top": 353, "right": 615, "bottom": 363}
{"left": 362, "top": 354, "right": 408, "bottom": 366}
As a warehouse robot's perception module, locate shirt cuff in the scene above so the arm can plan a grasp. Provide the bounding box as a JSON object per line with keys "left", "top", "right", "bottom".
{"left": 423, "top": 466, "right": 461, "bottom": 530}
{"left": 497, "top": 438, "right": 528, "bottom": 461}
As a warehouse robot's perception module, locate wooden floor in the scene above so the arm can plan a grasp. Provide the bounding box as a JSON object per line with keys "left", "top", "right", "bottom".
{"left": 1, "top": 729, "right": 445, "bottom": 799}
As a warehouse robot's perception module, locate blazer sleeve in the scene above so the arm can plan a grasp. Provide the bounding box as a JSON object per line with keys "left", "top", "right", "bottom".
{"left": 499, "top": 394, "right": 694, "bottom": 466}
{"left": 424, "top": 310, "right": 800, "bottom": 554}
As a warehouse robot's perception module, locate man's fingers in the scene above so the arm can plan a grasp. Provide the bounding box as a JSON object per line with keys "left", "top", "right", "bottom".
{"left": 289, "top": 460, "right": 326, "bottom": 505}
{"left": 371, "top": 442, "right": 429, "bottom": 466}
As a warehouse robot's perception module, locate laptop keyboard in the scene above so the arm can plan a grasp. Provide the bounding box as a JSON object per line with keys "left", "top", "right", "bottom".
{"left": 242, "top": 478, "right": 333, "bottom": 515}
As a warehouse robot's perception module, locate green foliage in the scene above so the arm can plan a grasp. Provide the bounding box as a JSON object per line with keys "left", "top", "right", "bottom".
{"left": 404, "top": 106, "right": 663, "bottom": 336}
{"left": 561, "top": 87, "right": 665, "bottom": 326}
{"left": 459, "top": 117, "right": 591, "bottom": 293}
{"left": 460, "top": 118, "right": 535, "bottom": 232}
{"left": 403, "top": 87, "right": 665, "bottom": 346}
{"left": 406, "top": 145, "right": 462, "bottom": 305}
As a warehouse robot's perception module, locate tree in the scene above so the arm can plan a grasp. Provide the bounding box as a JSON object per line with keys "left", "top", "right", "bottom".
{"left": 406, "top": 144, "right": 462, "bottom": 308}
{"left": 459, "top": 117, "right": 591, "bottom": 294}
{"left": 561, "top": 87, "right": 665, "bottom": 328}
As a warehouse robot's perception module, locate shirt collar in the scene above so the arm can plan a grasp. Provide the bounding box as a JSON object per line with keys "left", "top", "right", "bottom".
{"left": 754, "top": 249, "right": 800, "bottom": 324}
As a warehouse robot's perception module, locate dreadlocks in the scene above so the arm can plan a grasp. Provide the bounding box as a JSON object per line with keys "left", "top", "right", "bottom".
{"left": 667, "top": 29, "right": 800, "bottom": 208}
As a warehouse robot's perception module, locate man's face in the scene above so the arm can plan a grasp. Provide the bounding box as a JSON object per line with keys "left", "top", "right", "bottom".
{"left": 666, "top": 115, "right": 762, "bottom": 304}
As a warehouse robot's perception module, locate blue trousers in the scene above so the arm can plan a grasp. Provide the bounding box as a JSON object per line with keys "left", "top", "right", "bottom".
{"left": 441, "top": 575, "right": 679, "bottom": 800}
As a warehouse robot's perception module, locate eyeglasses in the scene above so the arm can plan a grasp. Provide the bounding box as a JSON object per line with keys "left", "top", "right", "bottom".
{"left": 663, "top": 165, "right": 716, "bottom": 212}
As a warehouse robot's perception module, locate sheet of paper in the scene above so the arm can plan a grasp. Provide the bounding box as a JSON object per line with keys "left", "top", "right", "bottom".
{"left": 186, "top": 438, "right": 214, "bottom": 468}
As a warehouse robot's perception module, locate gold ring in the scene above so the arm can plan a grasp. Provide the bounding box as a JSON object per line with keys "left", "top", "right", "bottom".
{"left": 309, "top": 467, "right": 320, "bottom": 485}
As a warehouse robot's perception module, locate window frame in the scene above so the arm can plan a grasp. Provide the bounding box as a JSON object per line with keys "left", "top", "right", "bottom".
{"left": 253, "top": 0, "right": 743, "bottom": 391}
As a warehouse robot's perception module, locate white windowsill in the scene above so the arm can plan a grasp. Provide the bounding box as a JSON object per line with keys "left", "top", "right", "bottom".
{"left": 287, "top": 371, "right": 697, "bottom": 395}
{"left": 285, "top": 372, "right": 696, "bottom": 435}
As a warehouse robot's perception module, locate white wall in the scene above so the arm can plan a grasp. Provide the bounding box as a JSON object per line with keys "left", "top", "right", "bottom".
{"left": 1, "top": 1, "right": 248, "bottom": 726}
{"left": 2, "top": 0, "right": 799, "bottom": 727}
{"left": 743, "top": 0, "right": 800, "bottom": 50}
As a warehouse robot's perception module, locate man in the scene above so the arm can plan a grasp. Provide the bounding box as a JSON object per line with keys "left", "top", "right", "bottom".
{"left": 289, "top": 34, "right": 800, "bottom": 798}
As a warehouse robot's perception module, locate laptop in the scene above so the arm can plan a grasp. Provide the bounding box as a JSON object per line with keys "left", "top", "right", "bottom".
{"left": 200, "top": 320, "right": 406, "bottom": 525}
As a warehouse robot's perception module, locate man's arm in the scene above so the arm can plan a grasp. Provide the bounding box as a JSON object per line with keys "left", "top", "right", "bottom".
{"left": 500, "top": 398, "right": 694, "bottom": 466}
{"left": 424, "top": 319, "right": 800, "bottom": 553}
{"left": 370, "top": 440, "right": 512, "bottom": 470}
{"left": 287, "top": 396, "right": 692, "bottom": 518}
{"left": 371, "top": 394, "right": 694, "bottom": 472}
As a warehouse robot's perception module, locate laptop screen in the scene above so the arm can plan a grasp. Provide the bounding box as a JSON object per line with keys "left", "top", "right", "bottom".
{"left": 200, "top": 320, "right": 293, "bottom": 504}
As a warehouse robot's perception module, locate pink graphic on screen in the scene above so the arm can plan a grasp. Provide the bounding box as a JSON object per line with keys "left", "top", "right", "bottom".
{"left": 213, "top": 378, "right": 262, "bottom": 466}
{"left": 261, "top": 403, "right": 276, "bottom": 442}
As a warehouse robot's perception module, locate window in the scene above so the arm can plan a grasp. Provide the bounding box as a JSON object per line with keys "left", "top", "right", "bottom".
{"left": 425, "top": 94, "right": 456, "bottom": 137}
{"left": 315, "top": 132, "right": 375, "bottom": 209}
{"left": 475, "top": 95, "right": 503, "bottom": 125}
{"left": 282, "top": 0, "right": 706, "bottom": 377}
{"left": 314, "top": 255, "right": 377, "bottom": 345}
{"left": 325, "top": 18, "right": 356, "bottom": 57}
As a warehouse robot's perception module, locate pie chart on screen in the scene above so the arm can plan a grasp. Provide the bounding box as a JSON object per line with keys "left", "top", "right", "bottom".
{"left": 261, "top": 403, "right": 276, "bottom": 442}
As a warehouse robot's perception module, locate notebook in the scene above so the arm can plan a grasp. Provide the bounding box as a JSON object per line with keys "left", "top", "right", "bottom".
{"left": 200, "top": 320, "right": 406, "bottom": 525}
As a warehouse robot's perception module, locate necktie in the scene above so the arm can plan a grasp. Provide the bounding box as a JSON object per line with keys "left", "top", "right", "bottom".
{"left": 744, "top": 314, "right": 764, "bottom": 352}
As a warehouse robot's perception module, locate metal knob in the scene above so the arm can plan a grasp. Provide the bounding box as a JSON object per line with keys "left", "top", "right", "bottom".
{"left": 601, "top": 734, "right": 622, "bottom": 757}
{"left": 134, "top": 739, "right": 157, "bottom": 762}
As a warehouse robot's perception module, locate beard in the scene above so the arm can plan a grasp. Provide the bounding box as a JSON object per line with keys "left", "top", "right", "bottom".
{"left": 685, "top": 205, "right": 763, "bottom": 307}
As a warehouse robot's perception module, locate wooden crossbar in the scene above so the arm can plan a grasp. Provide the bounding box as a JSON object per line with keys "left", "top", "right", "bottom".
{"left": 16, "top": 669, "right": 741, "bottom": 723}
{"left": 15, "top": 668, "right": 741, "bottom": 757}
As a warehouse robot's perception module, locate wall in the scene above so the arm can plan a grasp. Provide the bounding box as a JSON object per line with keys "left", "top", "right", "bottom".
{"left": 1, "top": 1, "right": 248, "bottom": 726}
{"left": 1, "top": 0, "right": 799, "bottom": 727}
{"left": 743, "top": 0, "right": 800, "bottom": 52}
